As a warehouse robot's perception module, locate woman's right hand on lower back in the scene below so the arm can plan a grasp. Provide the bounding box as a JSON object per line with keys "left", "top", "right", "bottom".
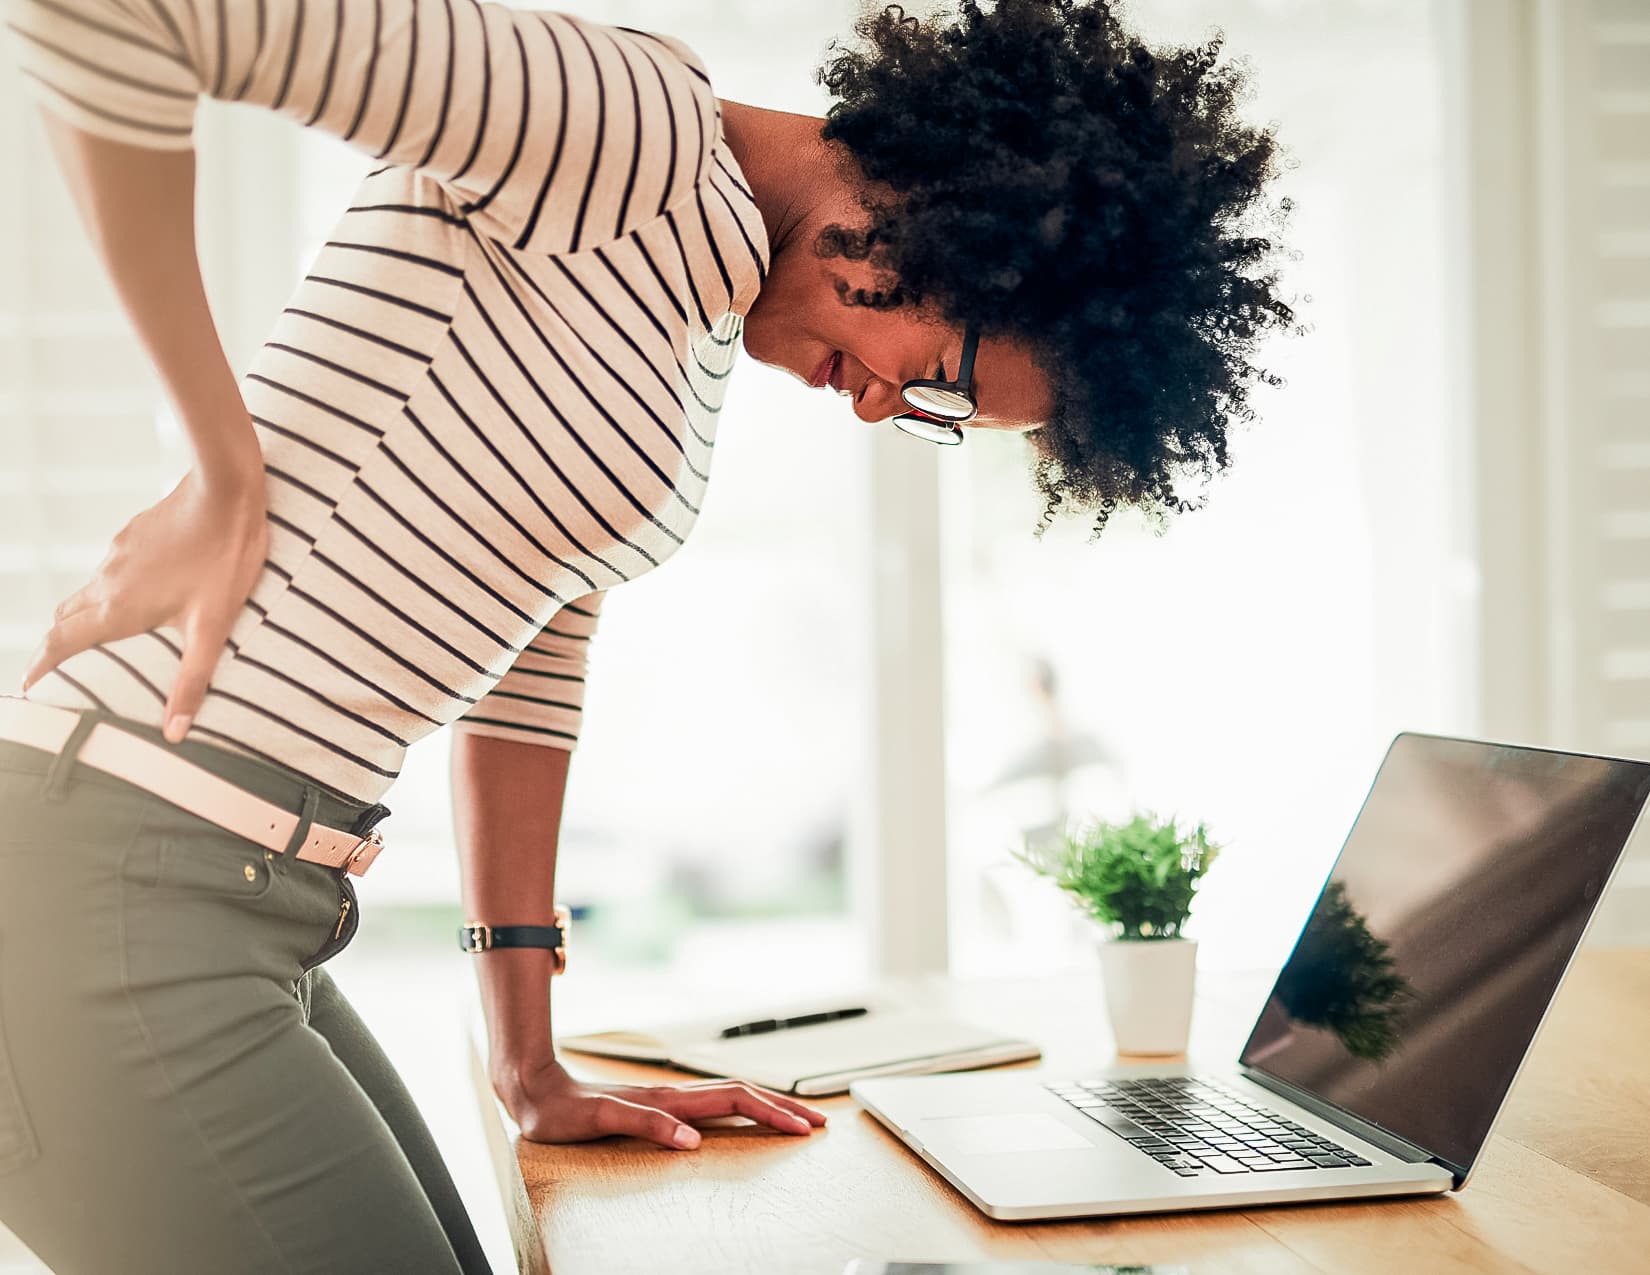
{"left": 27, "top": 121, "right": 276, "bottom": 744}
{"left": 21, "top": 463, "right": 268, "bottom": 743}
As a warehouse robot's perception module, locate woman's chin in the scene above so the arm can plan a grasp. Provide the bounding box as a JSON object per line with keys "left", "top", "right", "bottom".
{"left": 740, "top": 337, "right": 807, "bottom": 386}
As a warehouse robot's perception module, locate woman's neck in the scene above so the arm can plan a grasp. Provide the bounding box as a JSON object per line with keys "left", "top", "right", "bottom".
{"left": 717, "top": 99, "right": 839, "bottom": 261}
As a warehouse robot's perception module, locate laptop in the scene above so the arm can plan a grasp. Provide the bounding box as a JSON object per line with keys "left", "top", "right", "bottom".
{"left": 852, "top": 732, "right": 1650, "bottom": 1221}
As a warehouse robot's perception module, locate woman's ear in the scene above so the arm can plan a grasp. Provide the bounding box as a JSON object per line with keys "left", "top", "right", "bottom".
{"left": 1023, "top": 423, "right": 1055, "bottom": 458}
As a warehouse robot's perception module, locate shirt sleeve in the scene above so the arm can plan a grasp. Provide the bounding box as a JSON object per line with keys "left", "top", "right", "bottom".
{"left": 1, "top": 0, "right": 716, "bottom": 251}
{"left": 452, "top": 591, "right": 604, "bottom": 751}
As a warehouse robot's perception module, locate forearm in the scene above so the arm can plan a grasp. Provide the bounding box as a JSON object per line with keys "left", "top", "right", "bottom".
{"left": 39, "top": 115, "right": 258, "bottom": 488}
{"left": 450, "top": 730, "right": 573, "bottom": 1085}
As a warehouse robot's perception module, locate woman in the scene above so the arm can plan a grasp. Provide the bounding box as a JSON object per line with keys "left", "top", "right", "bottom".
{"left": 0, "top": 0, "right": 1291, "bottom": 1270}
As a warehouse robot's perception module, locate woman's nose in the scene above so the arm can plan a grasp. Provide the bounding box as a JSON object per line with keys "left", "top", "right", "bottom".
{"left": 853, "top": 379, "right": 901, "bottom": 423}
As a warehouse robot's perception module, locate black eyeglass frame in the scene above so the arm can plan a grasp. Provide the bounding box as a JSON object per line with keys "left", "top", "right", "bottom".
{"left": 892, "top": 324, "right": 980, "bottom": 446}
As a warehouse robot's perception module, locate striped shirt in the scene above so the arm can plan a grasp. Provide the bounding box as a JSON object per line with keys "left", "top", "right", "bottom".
{"left": 3, "top": 0, "right": 769, "bottom": 801}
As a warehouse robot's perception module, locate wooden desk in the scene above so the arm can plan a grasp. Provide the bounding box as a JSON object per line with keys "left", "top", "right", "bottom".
{"left": 471, "top": 948, "right": 1650, "bottom": 1275}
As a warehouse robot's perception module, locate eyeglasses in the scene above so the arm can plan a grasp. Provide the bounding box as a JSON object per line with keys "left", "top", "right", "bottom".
{"left": 893, "top": 324, "right": 979, "bottom": 446}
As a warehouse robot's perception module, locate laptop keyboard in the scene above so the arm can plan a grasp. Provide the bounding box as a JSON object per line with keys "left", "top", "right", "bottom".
{"left": 1045, "top": 1076, "right": 1372, "bottom": 1178}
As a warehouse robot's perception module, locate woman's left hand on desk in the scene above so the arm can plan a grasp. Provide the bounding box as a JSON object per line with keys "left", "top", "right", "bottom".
{"left": 501, "top": 1060, "right": 828, "bottom": 1150}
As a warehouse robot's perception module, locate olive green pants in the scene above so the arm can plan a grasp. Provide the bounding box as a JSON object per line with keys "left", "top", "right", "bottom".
{"left": 0, "top": 708, "right": 491, "bottom": 1274}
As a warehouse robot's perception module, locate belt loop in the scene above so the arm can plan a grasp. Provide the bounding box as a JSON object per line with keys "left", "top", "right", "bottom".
{"left": 280, "top": 786, "right": 322, "bottom": 869}
{"left": 41, "top": 709, "right": 109, "bottom": 803}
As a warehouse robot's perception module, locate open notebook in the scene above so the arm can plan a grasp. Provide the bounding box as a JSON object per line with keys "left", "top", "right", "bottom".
{"left": 561, "top": 1000, "right": 1041, "bottom": 1096}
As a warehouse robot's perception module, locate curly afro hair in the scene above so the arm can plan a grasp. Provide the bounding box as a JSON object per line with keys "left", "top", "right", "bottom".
{"left": 816, "top": 0, "right": 1297, "bottom": 536}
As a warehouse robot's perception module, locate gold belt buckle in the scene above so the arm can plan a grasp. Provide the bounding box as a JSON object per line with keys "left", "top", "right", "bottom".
{"left": 342, "top": 828, "right": 385, "bottom": 876}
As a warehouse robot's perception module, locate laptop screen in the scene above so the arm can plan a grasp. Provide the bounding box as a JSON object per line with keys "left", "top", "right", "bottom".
{"left": 1239, "top": 732, "right": 1650, "bottom": 1177}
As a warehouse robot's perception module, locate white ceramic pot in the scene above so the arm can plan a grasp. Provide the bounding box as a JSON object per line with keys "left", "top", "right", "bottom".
{"left": 1098, "top": 936, "right": 1198, "bottom": 1056}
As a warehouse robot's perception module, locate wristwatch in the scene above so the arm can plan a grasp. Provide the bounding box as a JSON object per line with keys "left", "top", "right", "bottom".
{"left": 458, "top": 905, "right": 570, "bottom": 973}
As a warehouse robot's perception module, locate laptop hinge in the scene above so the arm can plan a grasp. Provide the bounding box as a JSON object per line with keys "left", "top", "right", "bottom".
{"left": 1238, "top": 1067, "right": 1453, "bottom": 1174}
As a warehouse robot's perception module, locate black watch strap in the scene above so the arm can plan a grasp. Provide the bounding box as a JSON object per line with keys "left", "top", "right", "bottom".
{"left": 459, "top": 907, "right": 570, "bottom": 970}
{"left": 458, "top": 923, "right": 562, "bottom": 952}
{"left": 458, "top": 921, "right": 565, "bottom": 966}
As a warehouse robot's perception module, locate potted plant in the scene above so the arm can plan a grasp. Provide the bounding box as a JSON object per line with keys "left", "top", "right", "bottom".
{"left": 1016, "top": 812, "right": 1220, "bottom": 1055}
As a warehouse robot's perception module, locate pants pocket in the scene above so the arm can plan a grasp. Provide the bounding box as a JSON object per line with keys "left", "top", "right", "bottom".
{"left": 120, "top": 818, "right": 277, "bottom": 903}
{"left": 0, "top": 940, "right": 41, "bottom": 1178}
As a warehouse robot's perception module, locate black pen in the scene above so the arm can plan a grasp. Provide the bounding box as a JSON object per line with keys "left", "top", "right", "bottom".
{"left": 719, "top": 1007, "right": 869, "bottom": 1038}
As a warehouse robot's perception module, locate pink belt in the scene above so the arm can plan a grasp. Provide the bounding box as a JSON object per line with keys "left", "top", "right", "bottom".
{"left": 0, "top": 697, "right": 385, "bottom": 876}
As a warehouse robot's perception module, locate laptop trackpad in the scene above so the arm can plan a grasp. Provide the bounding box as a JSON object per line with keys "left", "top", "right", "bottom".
{"left": 916, "top": 1113, "right": 1093, "bottom": 1156}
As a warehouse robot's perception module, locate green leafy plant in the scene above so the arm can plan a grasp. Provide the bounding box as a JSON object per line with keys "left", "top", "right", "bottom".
{"left": 1015, "top": 812, "right": 1220, "bottom": 941}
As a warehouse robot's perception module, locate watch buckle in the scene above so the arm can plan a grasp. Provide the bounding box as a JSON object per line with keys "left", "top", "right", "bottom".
{"left": 550, "top": 905, "right": 570, "bottom": 975}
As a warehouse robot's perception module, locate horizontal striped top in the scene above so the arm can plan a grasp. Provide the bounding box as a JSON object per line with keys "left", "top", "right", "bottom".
{"left": 4, "top": 0, "right": 769, "bottom": 801}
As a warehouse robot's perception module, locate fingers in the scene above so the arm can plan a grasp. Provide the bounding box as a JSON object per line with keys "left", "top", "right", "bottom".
{"left": 527, "top": 1083, "right": 828, "bottom": 1153}
{"left": 51, "top": 581, "right": 101, "bottom": 626}
{"left": 21, "top": 606, "right": 112, "bottom": 694}
{"left": 668, "top": 1079, "right": 827, "bottom": 1126}
{"left": 587, "top": 1094, "right": 701, "bottom": 1151}
{"left": 20, "top": 581, "right": 104, "bottom": 691}
{"left": 749, "top": 1086, "right": 828, "bottom": 1127}
{"left": 649, "top": 1083, "right": 819, "bottom": 1135}
{"left": 163, "top": 605, "right": 236, "bottom": 742}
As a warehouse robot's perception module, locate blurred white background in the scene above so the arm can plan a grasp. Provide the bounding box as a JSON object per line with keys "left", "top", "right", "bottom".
{"left": 2, "top": 1, "right": 1646, "bottom": 1269}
